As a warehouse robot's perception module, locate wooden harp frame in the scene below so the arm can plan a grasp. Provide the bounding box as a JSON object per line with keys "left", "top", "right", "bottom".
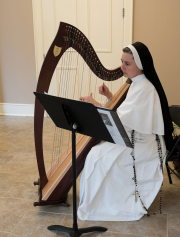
{"left": 34, "top": 22, "right": 131, "bottom": 206}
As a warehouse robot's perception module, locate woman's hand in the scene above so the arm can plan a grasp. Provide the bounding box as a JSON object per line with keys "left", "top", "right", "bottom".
{"left": 80, "top": 93, "right": 102, "bottom": 107}
{"left": 98, "top": 83, "right": 113, "bottom": 99}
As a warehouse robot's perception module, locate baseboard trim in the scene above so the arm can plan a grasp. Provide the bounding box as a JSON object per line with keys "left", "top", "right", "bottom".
{"left": 0, "top": 100, "right": 107, "bottom": 117}
{"left": 0, "top": 103, "right": 34, "bottom": 116}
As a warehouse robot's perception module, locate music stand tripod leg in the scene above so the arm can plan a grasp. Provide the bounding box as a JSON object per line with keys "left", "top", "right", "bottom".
{"left": 47, "top": 121, "right": 107, "bottom": 236}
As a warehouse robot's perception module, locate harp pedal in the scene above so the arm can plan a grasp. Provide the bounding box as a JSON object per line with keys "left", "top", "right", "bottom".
{"left": 34, "top": 181, "right": 39, "bottom": 186}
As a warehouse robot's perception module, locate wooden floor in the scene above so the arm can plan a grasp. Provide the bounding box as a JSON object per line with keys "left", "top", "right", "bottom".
{"left": 0, "top": 115, "right": 180, "bottom": 237}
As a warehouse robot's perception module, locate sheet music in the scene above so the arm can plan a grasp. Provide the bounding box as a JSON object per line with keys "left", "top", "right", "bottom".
{"left": 97, "top": 107, "right": 126, "bottom": 147}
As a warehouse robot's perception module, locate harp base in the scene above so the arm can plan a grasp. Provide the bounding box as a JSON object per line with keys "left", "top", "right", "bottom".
{"left": 33, "top": 195, "right": 69, "bottom": 207}
{"left": 47, "top": 225, "right": 107, "bottom": 237}
{"left": 33, "top": 200, "right": 70, "bottom": 207}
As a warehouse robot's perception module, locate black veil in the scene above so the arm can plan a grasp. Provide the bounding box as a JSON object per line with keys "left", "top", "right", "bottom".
{"left": 132, "top": 42, "right": 174, "bottom": 151}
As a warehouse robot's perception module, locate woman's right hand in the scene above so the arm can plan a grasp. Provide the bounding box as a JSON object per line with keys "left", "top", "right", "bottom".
{"left": 98, "top": 83, "right": 113, "bottom": 99}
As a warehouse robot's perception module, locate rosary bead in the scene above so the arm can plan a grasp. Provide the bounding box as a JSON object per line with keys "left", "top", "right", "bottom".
{"left": 130, "top": 130, "right": 165, "bottom": 216}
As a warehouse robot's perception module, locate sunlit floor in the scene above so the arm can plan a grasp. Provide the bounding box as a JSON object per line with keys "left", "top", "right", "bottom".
{"left": 0, "top": 115, "right": 180, "bottom": 237}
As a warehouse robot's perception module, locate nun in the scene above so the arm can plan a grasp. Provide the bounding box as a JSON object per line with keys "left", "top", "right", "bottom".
{"left": 78, "top": 42, "right": 174, "bottom": 221}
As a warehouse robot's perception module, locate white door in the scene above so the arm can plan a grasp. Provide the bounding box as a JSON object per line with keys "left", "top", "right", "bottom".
{"left": 32, "top": 0, "right": 133, "bottom": 104}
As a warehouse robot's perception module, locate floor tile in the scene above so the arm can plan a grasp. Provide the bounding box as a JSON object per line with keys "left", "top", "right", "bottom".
{"left": 3, "top": 181, "right": 38, "bottom": 200}
{"left": 61, "top": 214, "right": 84, "bottom": 228}
{"left": 0, "top": 173, "right": 19, "bottom": 196}
{"left": 82, "top": 220, "right": 126, "bottom": 233}
{"left": 0, "top": 155, "right": 14, "bottom": 166}
{"left": 0, "top": 155, "right": 38, "bottom": 175}
{"left": 0, "top": 232, "right": 9, "bottom": 237}
{"left": 9, "top": 210, "right": 64, "bottom": 237}
{"left": 168, "top": 214, "right": 180, "bottom": 237}
{"left": 0, "top": 197, "right": 32, "bottom": 232}
{"left": 101, "top": 232, "right": 150, "bottom": 237}
{"left": 123, "top": 214, "right": 167, "bottom": 237}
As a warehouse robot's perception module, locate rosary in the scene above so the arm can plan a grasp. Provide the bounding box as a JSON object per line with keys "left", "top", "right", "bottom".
{"left": 131, "top": 130, "right": 164, "bottom": 216}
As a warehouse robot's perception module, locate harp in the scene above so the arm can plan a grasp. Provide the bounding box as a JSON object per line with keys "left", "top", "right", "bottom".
{"left": 34, "top": 22, "right": 131, "bottom": 206}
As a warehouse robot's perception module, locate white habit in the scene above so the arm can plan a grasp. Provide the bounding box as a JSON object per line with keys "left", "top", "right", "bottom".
{"left": 77, "top": 74, "right": 166, "bottom": 221}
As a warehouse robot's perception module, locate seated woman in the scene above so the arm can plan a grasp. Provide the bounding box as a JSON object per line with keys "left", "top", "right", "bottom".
{"left": 78, "top": 42, "right": 174, "bottom": 221}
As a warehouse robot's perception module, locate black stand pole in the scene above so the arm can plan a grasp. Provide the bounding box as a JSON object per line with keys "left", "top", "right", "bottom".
{"left": 47, "top": 120, "right": 107, "bottom": 236}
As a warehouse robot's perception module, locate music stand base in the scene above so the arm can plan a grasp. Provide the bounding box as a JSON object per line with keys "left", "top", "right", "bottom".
{"left": 47, "top": 225, "right": 107, "bottom": 237}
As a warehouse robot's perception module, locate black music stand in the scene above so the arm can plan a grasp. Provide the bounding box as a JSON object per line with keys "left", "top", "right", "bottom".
{"left": 34, "top": 92, "right": 130, "bottom": 237}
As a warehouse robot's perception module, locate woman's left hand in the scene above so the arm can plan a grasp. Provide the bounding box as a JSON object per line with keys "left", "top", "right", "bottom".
{"left": 80, "top": 93, "right": 102, "bottom": 107}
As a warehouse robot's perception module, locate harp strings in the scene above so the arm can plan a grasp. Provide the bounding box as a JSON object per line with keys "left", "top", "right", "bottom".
{"left": 57, "top": 36, "right": 77, "bottom": 168}
{"left": 56, "top": 38, "right": 70, "bottom": 168}
{"left": 48, "top": 29, "right": 122, "bottom": 176}
{"left": 49, "top": 33, "right": 86, "bottom": 175}
{"left": 52, "top": 35, "right": 77, "bottom": 174}
{"left": 50, "top": 36, "right": 68, "bottom": 175}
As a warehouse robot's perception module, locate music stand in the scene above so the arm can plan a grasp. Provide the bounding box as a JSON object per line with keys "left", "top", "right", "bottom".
{"left": 34, "top": 92, "right": 130, "bottom": 237}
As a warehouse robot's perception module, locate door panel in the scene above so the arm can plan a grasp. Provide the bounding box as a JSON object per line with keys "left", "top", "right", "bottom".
{"left": 34, "top": 0, "right": 132, "bottom": 103}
